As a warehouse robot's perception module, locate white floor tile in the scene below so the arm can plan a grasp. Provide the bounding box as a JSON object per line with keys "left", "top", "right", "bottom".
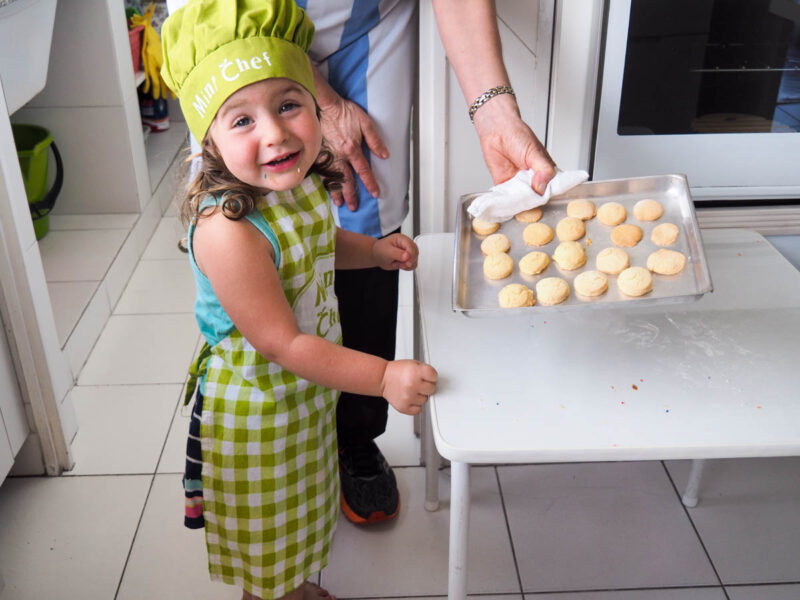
{"left": 146, "top": 122, "right": 188, "bottom": 192}
{"left": 500, "top": 461, "right": 718, "bottom": 593}
{"left": 665, "top": 457, "right": 800, "bottom": 585}
{"left": 77, "top": 314, "right": 200, "bottom": 385}
{"left": 524, "top": 589, "right": 727, "bottom": 600}
{"left": 141, "top": 216, "right": 188, "bottom": 260}
{"left": 67, "top": 384, "right": 182, "bottom": 475}
{"left": 38, "top": 228, "right": 128, "bottom": 282}
{"left": 48, "top": 213, "right": 138, "bottom": 231}
{"left": 726, "top": 583, "right": 800, "bottom": 600}
{"left": 114, "top": 259, "right": 195, "bottom": 314}
{"left": 47, "top": 280, "right": 100, "bottom": 345}
{"left": 117, "top": 474, "right": 240, "bottom": 600}
{"left": 320, "top": 466, "right": 519, "bottom": 597}
{"left": 158, "top": 394, "right": 193, "bottom": 474}
{"left": 0, "top": 474, "right": 151, "bottom": 600}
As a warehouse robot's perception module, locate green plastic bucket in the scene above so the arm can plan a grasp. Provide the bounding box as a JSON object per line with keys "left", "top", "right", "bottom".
{"left": 11, "top": 124, "right": 63, "bottom": 240}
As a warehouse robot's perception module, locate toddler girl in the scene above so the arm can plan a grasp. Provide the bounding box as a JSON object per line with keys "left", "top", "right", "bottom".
{"left": 160, "top": 2, "right": 437, "bottom": 599}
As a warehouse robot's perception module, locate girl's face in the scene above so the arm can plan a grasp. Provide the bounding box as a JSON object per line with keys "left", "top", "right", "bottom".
{"left": 209, "top": 78, "right": 322, "bottom": 192}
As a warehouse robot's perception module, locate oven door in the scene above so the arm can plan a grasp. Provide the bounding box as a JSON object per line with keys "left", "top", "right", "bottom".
{"left": 594, "top": 0, "right": 800, "bottom": 201}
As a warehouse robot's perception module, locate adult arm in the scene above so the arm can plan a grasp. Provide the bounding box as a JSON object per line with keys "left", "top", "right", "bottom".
{"left": 313, "top": 66, "right": 389, "bottom": 210}
{"left": 432, "top": 0, "right": 557, "bottom": 194}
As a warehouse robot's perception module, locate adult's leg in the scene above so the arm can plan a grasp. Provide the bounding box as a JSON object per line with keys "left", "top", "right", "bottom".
{"left": 305, "top": 0, "right": 417, "bottom": 523}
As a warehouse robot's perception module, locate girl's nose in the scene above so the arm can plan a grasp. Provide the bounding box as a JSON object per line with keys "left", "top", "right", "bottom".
{"left": 259, "top": 117, "right": 289, "bottom": 146}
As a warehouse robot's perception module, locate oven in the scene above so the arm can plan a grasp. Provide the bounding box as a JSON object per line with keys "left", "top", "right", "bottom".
{"left": 593, "top": 0, "right": 800, "bottom": 202}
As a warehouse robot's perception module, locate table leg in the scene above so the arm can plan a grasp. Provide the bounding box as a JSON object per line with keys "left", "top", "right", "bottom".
{"left": 682, "top": 459, "right": 707, "bottom": 507}
{"left": 423, "top": 401, "right": 440, "bottom": 511}
{"left": 448, "top": 461, "right": 470, "bottom": 600}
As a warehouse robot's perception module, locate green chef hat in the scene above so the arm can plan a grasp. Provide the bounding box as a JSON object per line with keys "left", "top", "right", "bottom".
{"left": 161, "top": 0, "right": 316, "bottom": 142}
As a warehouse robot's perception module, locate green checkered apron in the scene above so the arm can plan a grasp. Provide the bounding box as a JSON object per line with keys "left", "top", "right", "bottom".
{"left": 188, "top": 175, "right": 341, "bottom": 598}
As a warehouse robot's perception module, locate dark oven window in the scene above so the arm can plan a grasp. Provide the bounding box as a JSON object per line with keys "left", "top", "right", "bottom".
{"left": 618, "top": 0, "right": 800, "bottom": 135}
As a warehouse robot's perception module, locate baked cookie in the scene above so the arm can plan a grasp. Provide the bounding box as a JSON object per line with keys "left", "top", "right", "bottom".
{"left": 514, "top": 207, "right": 543, "bottom": 223}
{"left": 611, "top": 223, "right": 643, "bottom": 247}
{"left": 567, "top": 199, "right": 596, "bottom": 220}
{"left": 597, "top": 201, "right": 627, "bottom": 226}
{"left": 633, "top": 198, "right": 664, "bottom": 221}
{"left": 523, "top": 222, "right": 555, "bottom": 246}
{"left": 595, "top": 247, "right": 630, "bottom": 275}
{"left": 647, "top": 249, "right": 687, "bottom": 275}
{"left": 519, "top": 251, "right": 550, "bottom": 275}
{"left": 556, "top": 216, "right": 586, "bottom": 241}
{"left": 651, "top": 222, "right": 680, "bottom": 247}
{"left": 536, "top": 277, "right": 570, "bottom": 306}
{"left": 472, "top": 217, "right": 500, "bottom": 236}
{"left": 552, "top": 241, "right": 587, "bottom": 270}
{"left": 498, "top": 283, "right": 535, "bottom": 308}
{"left": 480, "top": 233, "right": 511, "bottom": 255}
{"left": 574, "top": 270, "right": 609, "bottom": 297}
{"left": 483, "top": 252, "right": 514, "bottom": 279}
{"left": 617, "top": 266, "right": 653, "bottom": 297}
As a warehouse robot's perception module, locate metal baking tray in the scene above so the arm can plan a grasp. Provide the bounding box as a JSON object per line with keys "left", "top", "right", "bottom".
{"left": 453, "top": 174, "right": 713, "bottom": 315}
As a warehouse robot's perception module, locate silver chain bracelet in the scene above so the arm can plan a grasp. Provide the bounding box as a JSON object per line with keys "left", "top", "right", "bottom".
{"left": 468, "top": 85, "right": 515, "bottom": 123}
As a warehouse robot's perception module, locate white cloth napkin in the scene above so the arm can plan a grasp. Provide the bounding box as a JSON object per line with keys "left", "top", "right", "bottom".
{"left": 467, "top": 168, "right": 589, "bottom": 223}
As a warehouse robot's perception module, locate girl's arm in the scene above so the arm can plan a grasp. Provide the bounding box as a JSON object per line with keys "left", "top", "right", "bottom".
{"left": 193, "top": 214, "right": 435, "bottom": 412}
{"left": 335, "top": 227, "right": 418, "bottom": 270}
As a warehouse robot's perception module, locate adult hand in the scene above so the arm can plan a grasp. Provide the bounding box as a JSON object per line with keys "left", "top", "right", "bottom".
{"left": 319, "top": 95, "right": 389, "bottom": 211}
{"left": 472, "top": 94, "right": 557, "bottom": 195}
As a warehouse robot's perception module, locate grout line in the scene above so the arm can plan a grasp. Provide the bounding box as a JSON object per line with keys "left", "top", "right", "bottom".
{"left": 113, "top": 385, "right": 185, "bottom": 598}
{"left": 493, "top": 466, "right": 526, "bottom": 598}
{"left": 660, "top": 460, "right": 731, "bottom": 600}
{"left": 113, "top": 470, "right": 159, "bottom": 600}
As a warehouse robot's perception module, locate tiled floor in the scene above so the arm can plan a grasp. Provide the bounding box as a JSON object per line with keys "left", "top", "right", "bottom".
{"left": 2, "top": 215, "right": 800, "bottom": 598}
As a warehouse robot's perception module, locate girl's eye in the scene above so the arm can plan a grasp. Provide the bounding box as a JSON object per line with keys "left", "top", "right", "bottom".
{"left": 233, "top": 116, "right": 252, "bottom": 128}
{"left": 279, "top": 101, "right": 299, "bottom": 114}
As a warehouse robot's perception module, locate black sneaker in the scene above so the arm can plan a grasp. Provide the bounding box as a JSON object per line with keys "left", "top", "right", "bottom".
{"left": 338, "top": 441, "right": 400, "bottom": 524}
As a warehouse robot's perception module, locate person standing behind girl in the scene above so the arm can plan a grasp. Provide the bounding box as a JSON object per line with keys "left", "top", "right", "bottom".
{"left": 160, "top": 2, "right": 438, "bottom": 599}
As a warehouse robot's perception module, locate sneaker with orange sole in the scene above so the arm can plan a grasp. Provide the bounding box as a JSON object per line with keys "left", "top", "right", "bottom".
{"left": 339, "top": 441, "right": 399, "bottom": 524}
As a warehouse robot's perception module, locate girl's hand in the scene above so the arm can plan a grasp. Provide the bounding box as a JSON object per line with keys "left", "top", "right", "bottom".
{"left": 372, "top": 233, "right": 418, "bottom": 271}
{"left": 381, "top": 360, "right": 438, "bottom": 416}
{"left": 319, "top": 95, "right": 389, "bottom": 210}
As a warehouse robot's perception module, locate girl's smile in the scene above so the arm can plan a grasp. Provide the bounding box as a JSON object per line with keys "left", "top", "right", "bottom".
{"left": 209, "top": 78, "right": 322, "bottom": 192}
{"left": 263, "top": 151, "right": 301, "bottom": 172}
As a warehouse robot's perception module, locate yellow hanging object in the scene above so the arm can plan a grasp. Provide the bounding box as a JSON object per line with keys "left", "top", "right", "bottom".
{"left": 130, "top": 3, "right": 174, "bottom": 100}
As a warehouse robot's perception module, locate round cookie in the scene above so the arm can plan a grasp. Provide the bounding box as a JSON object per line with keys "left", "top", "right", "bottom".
{"left": 595, "top": 247, "right": 630, "bottom": 275}
{"left": 574, "top": 270, "right": 609, "bottom": 298}
{"left": 472, "top": 217, "right": 500, "bottom": 236}
{"left": 480, "top": 233, "right": 511, "bottom": 255}
{"left": 519, "top": 251, "right": 550, "bottom": 276}
{"left": 536, "top": 277, "right": 570, "bottom": 306}
{"left": 633, "top": 198, "right": 664, "bottom": 221}
{"left": 556, "top": 216, "right": 586, "bottom": 241}
{"left": 483, "top": 252, "right": 514, "bottom": 279}
{"left": 514, "top": 207, "right": 543, "bottom": 223}
{"left": 552, "top": 241, "right": 587, "bottom": 271}
{"left": 567, "top": 199, "right": 596, "bottom": 221}
{"left": 523, "top": 222, "right": 554, "bottom": 246}
{"left": 611, "top": 223, "right": 643, "bottom": 247}
{"left": 647, "top": 249, "right": 687, "bottom": 275}
{"left": 597, "top": 202, "right": 627, "bottom": 226}
{"left": 498, "top": 283, "right": 535, "bottom": 308}
{"left": 651, "top": 222, "right": 680, "bottom": 247}
{"left": 617, "top": 266, "right": 654, "bottom": 297}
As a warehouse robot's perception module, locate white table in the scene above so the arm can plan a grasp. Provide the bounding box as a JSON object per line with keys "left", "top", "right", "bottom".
{"left": 415, "top": 229, "right": 800, "bottom": 600}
